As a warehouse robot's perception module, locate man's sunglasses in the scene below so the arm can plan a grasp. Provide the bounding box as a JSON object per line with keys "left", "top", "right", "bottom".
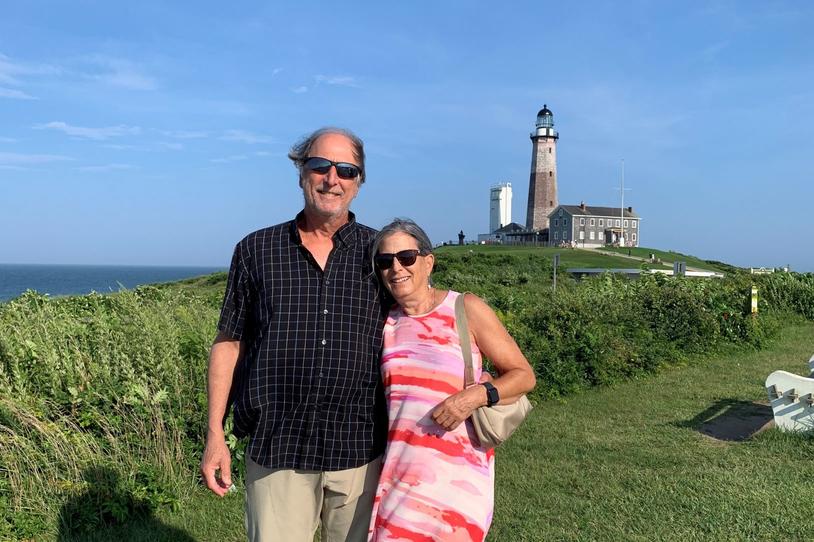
{"left": 374, "top": 249, "right": 425, "bottom": 270}
{"left": 303, "top": 156, "right": 361, "bottom": 180}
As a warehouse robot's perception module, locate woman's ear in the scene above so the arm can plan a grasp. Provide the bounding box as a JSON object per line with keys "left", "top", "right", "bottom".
{"left": 425, "top": 253, "right": 435, "bottom": 275}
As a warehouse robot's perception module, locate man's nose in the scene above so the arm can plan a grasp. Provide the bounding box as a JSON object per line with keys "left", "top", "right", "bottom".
{"left": 322, "top": 165, "right": 340, "bottom": 185}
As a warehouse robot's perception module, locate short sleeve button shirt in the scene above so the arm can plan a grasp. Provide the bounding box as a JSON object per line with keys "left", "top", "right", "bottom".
{"left": 217, "top": 212, "right": 388, "bottom": 471}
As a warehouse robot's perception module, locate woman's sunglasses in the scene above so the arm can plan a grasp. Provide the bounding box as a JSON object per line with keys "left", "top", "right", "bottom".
{"left": 374, "top": 249, "right": 424, "bottom": 270}
{"left": 303, "top": 156, "right": 361, "bottom": 180}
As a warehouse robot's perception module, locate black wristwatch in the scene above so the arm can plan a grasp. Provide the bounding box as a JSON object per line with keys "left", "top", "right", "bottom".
{"left": 482, "top": 382, "right": 499, "bottom": 407}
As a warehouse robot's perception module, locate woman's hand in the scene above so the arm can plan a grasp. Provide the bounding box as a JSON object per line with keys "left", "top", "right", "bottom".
{"left": 431, "top": 385, "right": 487, "bottom": 431}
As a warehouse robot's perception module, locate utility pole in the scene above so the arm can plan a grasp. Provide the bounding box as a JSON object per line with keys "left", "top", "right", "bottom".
{"left": 613, "top": 159, "right": 632, "bottom": 247}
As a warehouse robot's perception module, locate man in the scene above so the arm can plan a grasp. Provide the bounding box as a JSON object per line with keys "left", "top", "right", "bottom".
{"left": 201, "top": 127, "right": 388, "bottom": 542}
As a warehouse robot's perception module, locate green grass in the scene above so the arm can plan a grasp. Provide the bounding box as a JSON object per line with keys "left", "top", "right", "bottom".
{"left": 60, "top": 322, "right": 814, "bottom": 542}
{"left": 436, "top": 245, "right": 672, "bottom": 270}
{"left": 491, "top": 322, "right": 814, "bottom": 541}
{"left": 597, "top": 246, "right": 737, "bottom": 274}
{"left": 3, "top": 258, "right": 811, "bottom": 540}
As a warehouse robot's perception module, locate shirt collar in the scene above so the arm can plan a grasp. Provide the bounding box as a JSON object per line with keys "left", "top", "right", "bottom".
{"left": 290, "top": 210, "right": 359, "bottom": 247}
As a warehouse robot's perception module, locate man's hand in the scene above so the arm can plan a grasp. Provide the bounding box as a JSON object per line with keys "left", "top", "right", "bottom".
{"left": 200, "top": 429, "right": 233, "bottom": 497}
{"left": 431, "top": 385, "right": 487, "bottom": 431}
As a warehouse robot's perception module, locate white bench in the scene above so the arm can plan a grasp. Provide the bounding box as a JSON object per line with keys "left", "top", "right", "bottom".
{"left": 765, "top": 354, "right": 814, "bottom": 432}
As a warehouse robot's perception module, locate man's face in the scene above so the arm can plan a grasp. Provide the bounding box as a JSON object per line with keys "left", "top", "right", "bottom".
{"left": 300, "top": 133, "right": 361, "bottom": 220}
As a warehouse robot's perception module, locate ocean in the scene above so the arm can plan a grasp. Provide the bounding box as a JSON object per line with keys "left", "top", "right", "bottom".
{"left": 0, "top": 264, "right": 226, "bottom": 303}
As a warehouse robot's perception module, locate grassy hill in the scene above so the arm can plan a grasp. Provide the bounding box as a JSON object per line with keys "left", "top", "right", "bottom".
{"left": 436, "top": 244, "right": 673, "bottom": 270}
{"left": 597, "top": 245, "right": 740, "bottom": 274}
{"left": 2, "top": 247, "right": 812, "bottom": 540}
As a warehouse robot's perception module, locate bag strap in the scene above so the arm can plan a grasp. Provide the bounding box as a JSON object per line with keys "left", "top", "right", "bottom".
{"left": 454, "top": 292, "right": 476, "bottom": 388}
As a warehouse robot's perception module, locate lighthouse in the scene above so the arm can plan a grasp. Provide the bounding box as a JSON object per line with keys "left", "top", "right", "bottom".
{"left": 525, "top": 105, "right": 559, "bottom": 232}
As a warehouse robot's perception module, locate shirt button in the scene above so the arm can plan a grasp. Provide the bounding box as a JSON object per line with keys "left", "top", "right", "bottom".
{"left": 326, "top": 279, "right": 331, "bottom": 284}
{"left": 321, "top": 339, "right": 327, "bottom": 346}
{"left": 323, "top": 309, "right": 328, "bottom": 314}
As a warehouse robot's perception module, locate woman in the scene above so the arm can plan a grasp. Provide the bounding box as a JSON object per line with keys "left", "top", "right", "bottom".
{"left": 368, "top": 218, "right": 536, "bottom": 542}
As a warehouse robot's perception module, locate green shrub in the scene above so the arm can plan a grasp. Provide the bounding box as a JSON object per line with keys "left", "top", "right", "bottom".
{"left": 0, "top": 254, "right": 811, "bottom": 539}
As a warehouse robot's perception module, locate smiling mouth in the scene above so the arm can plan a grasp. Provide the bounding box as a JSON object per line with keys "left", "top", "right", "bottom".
{"left": 390, "top": 277, "right": 410, "bottom": 284}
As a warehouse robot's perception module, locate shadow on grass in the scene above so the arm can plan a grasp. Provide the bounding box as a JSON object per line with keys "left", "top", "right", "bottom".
{"left": 676, "top": 398, "right": 774, "bottom": 441}
{"left": 57, "top": 466, "right": 195, "bottom": 542}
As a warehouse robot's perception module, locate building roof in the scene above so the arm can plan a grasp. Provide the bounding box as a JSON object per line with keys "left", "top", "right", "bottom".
{"left": 551, "top": 204, "right": 640, "bottom": 218}
{"left": 537, "top": 104, "right": 553, "bottom": 117}
{"left": 494, "top": 222, "right": 526, "bottom": 233}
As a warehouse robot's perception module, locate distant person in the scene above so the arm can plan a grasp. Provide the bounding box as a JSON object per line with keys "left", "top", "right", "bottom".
{"left": 367, "top": 218, "right": 536, "bottom": 541}
{"left": 200, "top": 127, "right": 388, "bottom": 542}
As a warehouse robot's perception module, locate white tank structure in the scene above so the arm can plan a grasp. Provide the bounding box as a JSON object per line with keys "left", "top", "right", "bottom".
{"left": 489, "top": 183, "right": 512, "bottom": 233}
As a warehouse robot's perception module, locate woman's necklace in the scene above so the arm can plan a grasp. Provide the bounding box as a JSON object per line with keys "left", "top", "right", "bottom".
{"left": 418, "top": 287, "right": 438, "bottom": 314}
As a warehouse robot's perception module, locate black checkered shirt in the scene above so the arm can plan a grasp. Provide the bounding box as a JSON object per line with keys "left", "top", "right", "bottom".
{"left": 217, "top": 211, "right": 388, "bottom": 471}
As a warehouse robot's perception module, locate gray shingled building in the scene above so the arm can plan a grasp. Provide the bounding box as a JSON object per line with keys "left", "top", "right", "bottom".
{"left": 548, "top": 202, "right": 641, "bottom": 247}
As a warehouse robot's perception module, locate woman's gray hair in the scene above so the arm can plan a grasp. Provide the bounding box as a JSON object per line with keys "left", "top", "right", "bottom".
{"left": 288, "top": 127, "right": 366, "bottom": 184}
{"left": 371, "top": 218, "right": 434, "bottom": 265}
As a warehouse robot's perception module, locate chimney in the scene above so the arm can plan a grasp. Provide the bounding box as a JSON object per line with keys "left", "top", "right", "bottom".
{"left": 580, "top": 201, "right": 587, "bottom": 211}
{"left": 627, "top": 206, "right": 633, "bottom": 213}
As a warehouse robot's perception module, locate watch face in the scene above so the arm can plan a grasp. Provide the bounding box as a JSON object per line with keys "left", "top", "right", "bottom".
{"left": 484, "top": 383, "right": 499, "bottom": 406}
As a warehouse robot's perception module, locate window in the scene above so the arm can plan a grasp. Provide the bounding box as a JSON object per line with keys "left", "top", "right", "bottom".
{"left": 615, "top": 219, "right": 621, "bottom": 227}
{"left": 563, "top": 219, "right": 568, "bottom": 226}
{"left": 624, "top": 220, "right": 629, "bottom": 228}
{"left": 549, "top": 171, "right": 552, "bottom": 177}
{"left": 599, "top": 219, "right": 604, "bottom": 227}
{"left": 579, "top": 231, "right": 585, "bottom": 240}
{"left": 580, "top": 218, "right": 585, "bottom": 226}
{"left": 559, "top": 209, "right": 563, "bottom": 216}
{"left": 553, "top": 218, "right": 559, "bottom": 227}
{"left": 549, "top": 148, "right": 551, "bottom": 153}
{"left": 562, "top": 229, "right": 567, "bottom": 239}
{"left": 589, "top": 231, "right": 595, "bottom": 240}
{"left": 554, "top": 231, "right": 559, "bottom": 240}
{"left": 632, "top": 233, "right": 637, "bottom": 242}
{"left": 632, "top": 220, "right": 637, "bottom": 229}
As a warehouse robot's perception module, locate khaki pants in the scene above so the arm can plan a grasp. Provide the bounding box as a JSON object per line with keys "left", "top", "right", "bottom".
{"left": 245, "top": 456, "right": 382, "bottom": 542}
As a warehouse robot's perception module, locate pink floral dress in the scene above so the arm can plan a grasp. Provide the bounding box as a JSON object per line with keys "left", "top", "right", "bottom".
{"left": 369, "top": 291, "right": 495, "bottom": 542}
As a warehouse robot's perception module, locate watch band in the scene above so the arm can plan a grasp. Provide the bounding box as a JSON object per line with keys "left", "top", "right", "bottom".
{"left": 482, "top": 382, "right": 499, "bottom": 407}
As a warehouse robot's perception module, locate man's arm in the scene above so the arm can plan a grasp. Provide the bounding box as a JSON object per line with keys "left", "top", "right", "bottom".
{"left": 200, "top": 331, "right": 244, "bottom": 497}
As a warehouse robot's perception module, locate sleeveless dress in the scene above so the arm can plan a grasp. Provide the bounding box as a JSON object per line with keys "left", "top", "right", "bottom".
{"left": 369, "top": 290, "right": 495, "bottom": 542}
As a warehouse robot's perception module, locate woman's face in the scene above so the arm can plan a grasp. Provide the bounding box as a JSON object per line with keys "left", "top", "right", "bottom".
{"left": 377, "top": 232, "right": 434, "bottom": 303}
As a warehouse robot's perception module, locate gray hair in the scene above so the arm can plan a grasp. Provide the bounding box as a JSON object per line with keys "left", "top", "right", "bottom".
{"left": 372, "top": 217, "right": 433, "bottom": 266}
{"left": 288, "top": 126, "right": 366, "bottom": 184}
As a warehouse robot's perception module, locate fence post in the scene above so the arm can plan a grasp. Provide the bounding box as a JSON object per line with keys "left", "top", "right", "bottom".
{"left": 751, "top": 286, "right": 758, "bottom": 315}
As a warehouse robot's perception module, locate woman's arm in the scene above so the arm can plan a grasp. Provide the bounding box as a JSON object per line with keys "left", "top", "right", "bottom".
{"left": 431, "top": 294, "right": 536, "bottom": 431}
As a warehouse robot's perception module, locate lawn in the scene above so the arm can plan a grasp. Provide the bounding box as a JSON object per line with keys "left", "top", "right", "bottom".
{"left": 68, "top": 322, "right": 814, "bottom": 541}
{"left": 597, "top": 246, "right": 735, "bottom": 274}
{"left": 436, "top": 245, "right": 672, "bottom": 270}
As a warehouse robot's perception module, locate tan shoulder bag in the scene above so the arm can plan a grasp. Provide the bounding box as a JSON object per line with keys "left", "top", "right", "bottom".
{"left": 454, "top": 292, "right": 533, "bottom": 449}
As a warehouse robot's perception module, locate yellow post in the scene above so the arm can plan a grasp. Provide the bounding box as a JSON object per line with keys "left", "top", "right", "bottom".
{"left": 751, "top": 286, "right": 758, "bottom": 314}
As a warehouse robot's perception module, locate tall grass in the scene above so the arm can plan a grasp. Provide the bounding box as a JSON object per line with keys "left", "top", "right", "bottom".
{"left": 1, "top": 254, "right": 812, "bottom": 539}
{"left": 0, "top": 287, "right": 218, "bottom": 538}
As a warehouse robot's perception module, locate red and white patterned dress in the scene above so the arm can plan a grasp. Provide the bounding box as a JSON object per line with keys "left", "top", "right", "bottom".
{"left": 369, "top": 291, "right": 495, "bottom": 542}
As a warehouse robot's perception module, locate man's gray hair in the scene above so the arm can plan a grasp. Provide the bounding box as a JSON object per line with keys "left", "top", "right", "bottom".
{"left": 288, "top": 127, "right": 366, "bottom": 184}
{"left": 371, "top": 218, "right": 434, "bottom": 262}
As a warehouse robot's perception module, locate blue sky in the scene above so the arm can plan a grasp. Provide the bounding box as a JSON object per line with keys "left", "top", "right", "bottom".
{"left": 2, "top": 1, "right": 812, "bottom": 271}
